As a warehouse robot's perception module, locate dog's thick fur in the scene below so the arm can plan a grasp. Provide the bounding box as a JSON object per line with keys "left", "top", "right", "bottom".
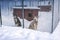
{"left": 29, "top": 17, "right": 38, "bottom": 30}
{"left": 14, "top": 16, "right": 21, "bottom": 26}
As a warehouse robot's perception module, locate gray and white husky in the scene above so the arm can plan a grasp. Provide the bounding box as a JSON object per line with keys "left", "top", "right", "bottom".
{"left": 14, "top": 16, "right": 21, "bottom": 26}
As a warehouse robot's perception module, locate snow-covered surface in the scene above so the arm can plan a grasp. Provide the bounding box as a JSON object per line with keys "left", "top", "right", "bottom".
{"left": 0, "top": 21, "right": 60, "bottom": 40}
{"left": 13, "top": 7, "right": 40, "bottom": 9}
{"left": 52, "top": 21, "right": 60, "bottom": 40}
{"left": 0, "top": 25, "right": 52, "bottom": 40}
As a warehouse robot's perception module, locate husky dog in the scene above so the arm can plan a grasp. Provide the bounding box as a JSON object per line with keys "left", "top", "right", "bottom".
{"left": 14, "top": 15, "right": 21, "bottom": 26}
{"left": 29, "top": 16, "right": 38, "bottom": 30}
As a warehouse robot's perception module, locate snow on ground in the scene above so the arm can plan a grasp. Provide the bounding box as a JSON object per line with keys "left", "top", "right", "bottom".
{"left": 0, "top": 21, "right": 60, "bottom": 40}
{"left": 52, "top": 21, "right": 60, "bottom": 40}
{"left": 0, "top": 25, "right": 52, "bottom": 40}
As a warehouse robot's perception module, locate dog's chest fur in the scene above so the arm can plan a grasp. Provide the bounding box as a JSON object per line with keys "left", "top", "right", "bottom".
{"left": 29, "top": 20, "right": 38, "bottom": 30}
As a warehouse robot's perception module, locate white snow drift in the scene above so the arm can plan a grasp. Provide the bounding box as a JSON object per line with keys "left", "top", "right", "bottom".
{"left": 0, "top": 25, "right": 52, "bottom": 40}
{"left": 0, "top": 21, "right": 60, "bottom": 40}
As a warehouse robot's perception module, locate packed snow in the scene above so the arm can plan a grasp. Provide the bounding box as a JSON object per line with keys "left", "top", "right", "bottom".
{"left": 0, "top": 25, "right": 52, "bottom": 40}
{"left": 0, "top": 21, "right": 60, "bottom": 40}
{"left": 52, "top": 21, "right": 60, "bottom": 40}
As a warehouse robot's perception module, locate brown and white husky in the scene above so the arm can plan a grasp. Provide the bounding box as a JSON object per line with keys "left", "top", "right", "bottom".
{"left": 29, "top": 16, "right": 38, "bottom": 30}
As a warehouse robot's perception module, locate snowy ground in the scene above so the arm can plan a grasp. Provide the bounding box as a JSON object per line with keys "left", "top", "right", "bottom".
{"left": 0, "top": 25, "right": 52, "bottom": 40}
{"left": 0, "top": 21, "right": 60, "bottom": 40}
{"left": 52, "top": 21, "right": 60, "bottom": 40}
